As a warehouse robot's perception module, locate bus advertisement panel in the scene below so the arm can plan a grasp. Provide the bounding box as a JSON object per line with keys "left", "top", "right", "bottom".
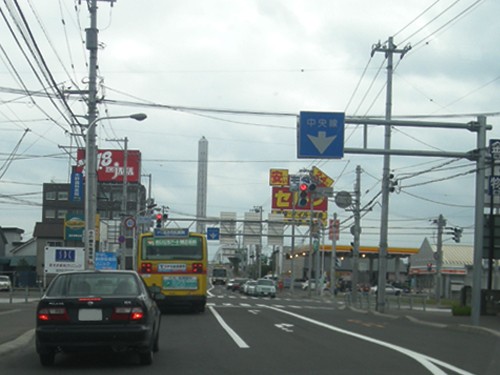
{"left": 137, "top": 230, "right": 207, "bottom": 313}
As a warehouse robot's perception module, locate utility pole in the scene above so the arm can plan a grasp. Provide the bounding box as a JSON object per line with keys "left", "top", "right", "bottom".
{"left": 433, "top": 214, "right": 446, "bottom": 305}
{"left": 84, "top": 0, "right": 99, "bottom": 269}
{"left": 371, "top": 37, "right": 411, "bottom": 312}
{"left": 351, "top": 165, "right": 362, "bottom": 303}
{"left": 83, "top": 0, "right": 119, "bottom": 269}
{"left": 330, "top": 213, "right": 338, "bottom": 301}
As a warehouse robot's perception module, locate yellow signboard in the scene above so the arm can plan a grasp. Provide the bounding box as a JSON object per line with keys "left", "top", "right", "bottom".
{"left": 312, "top": 166, "right": 334, "bottom": 187}
{"left": 269, "top": 169, "right": 289, "bottom": 186}
{"left": 271, "top": 210, "right": 327, "bottom": 226}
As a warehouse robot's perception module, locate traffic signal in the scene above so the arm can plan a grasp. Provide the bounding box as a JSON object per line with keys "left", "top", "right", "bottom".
{"left": 298, "top": 183, "right": 309, "bottom": 207}
{"left": 297, "top": 177, "right": 317, "bottom": 207}
{"left": 452, "top": 227, "right": 463, "bottom": 243}
{"left": 155, "top": 213, "right": 163, "bottom": 228}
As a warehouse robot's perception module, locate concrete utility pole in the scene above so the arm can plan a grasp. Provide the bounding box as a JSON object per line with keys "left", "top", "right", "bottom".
{"left": 351, "top": 165, "right": 362, "bottom": 303}
{"left": 434, "top": 214, "right": 446, "bottom": 305}
{"left": 83, "top": 0, "right": 100, "bottom": 269}
{"left": 371, "top": 37, "right": 411, "bottom": 312}
{"left": 330, "top": 213, "right": 338, "bottom": 301}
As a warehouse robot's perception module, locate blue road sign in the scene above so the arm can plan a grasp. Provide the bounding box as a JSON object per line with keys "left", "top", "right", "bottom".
{"left": 297, "top": 111, "right": 345, "bottom": 158}
{"left": 207, "top": 227, "right": 220, "bottom": 240}
{"left": 95, "top": 252, "right": 117, "bottom": 270}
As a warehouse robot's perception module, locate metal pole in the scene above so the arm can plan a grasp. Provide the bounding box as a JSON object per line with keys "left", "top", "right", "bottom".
{"left": 472, "top": 116, "right": 487, "bottom": 326}
{"left": 121, "top": 137, "right": 128, "bottom": 269}
{"left": 290, "top": 198, "right": 296, "bottom": 293}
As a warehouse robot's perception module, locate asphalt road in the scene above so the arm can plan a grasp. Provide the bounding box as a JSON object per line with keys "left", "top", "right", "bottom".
{"left": 0, "top": 287, "right": 498, "bottom": 374}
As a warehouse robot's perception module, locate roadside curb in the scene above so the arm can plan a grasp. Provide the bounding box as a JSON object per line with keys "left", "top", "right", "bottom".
{"left": 456, "top": 324, "right": 500, "bottom": 338}
{"left": 0, "top": 329, "right": 35, "bottom": 356}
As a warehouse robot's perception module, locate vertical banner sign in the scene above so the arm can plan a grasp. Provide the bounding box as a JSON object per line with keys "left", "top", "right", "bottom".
{"left": 64, "top": 213, "right": 85, "bottom": 241}
{"left": 70, "top": 172, "right": 83, "bottom": 201}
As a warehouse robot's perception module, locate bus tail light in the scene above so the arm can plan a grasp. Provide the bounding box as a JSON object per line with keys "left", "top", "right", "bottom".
{"left": 141, "top": 263, "right": 153, "bottom": 273}
{"left": 192, "top": 263, "right": 203, "bottom": 273}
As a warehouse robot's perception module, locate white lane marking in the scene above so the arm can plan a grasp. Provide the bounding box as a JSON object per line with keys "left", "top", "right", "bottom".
{"left": 0, "top": 308, "right": 22, "bottom": 316}
{"left": 240, "top": 303, "right": 251, "bottom": 307}
{"left": 266, "top": 306, "right": 475, "bottom": 375}
{"left": 209, "top": 306, "right": 249, "bottom": 349}
{"left": 248, "top": 309, "right": 260, "bottom": 315}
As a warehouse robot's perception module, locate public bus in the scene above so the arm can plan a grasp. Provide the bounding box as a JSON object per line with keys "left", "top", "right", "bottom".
{"left": 211, "top": 266, "right": 228, "bottom": 285}
{"left": 137, "top": 228, "right": 208, "bottom": 312}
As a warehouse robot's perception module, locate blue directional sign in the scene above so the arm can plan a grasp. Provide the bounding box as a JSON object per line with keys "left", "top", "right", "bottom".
{"left": 207, "top": 227, "right": 220, "bottom": 241}
{"left": 297, "top": 111, "right": 345, "bottom": 159}
{"left": 95, "top": 252, "right": 117, "bottom": 270}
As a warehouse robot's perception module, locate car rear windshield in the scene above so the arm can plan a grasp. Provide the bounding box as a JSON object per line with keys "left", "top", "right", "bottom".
{"left": 46, "top": 273, "right": 140, "bottom": 297}
{"left": 257, "top": 279, "right": 274, "bottom": 286}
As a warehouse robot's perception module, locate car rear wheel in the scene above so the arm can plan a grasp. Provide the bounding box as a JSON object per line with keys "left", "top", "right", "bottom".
{"left": 139, "top": 348, "right": 153, "bottom": 366}
{"left": 39, "top": 351, "right": 55, "bottom": 366}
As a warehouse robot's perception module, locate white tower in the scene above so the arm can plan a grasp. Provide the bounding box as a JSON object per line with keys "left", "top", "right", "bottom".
{"left": 196, "top": 136, "right": 208, "bottom": 234}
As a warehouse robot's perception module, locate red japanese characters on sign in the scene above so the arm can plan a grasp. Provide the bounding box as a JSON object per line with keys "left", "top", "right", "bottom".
{"left": 271, "top": 186, "right": 328, "bottom": 211}
{"left": 269, "top": 169, "right": 289, "bottom": 186}
{"left": 75, "top": 149, "right": 142, "bottom": 183}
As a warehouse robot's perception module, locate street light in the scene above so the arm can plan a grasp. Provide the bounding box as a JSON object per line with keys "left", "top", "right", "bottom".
{"left": 84, "top": 113, "right": 147, "bottom": 270}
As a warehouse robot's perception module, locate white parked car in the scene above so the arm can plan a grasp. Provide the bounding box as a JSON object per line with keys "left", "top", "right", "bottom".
{"left": 255, "top": 279, "right": 276, "bottom": 298}
{"left": 369, "top": 285, "right": 404, "bottom": 296}
{"left": 301, "top": 280, "right": 328, "bottom": 291}
{"left": 0, "top": 275, "right": 12, "bottom": 291}
{"left": 243, "top": 280, "right": 257, "bottom": 296}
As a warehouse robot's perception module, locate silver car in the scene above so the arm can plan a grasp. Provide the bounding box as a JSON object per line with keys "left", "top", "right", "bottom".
{"left": 255, "top": 279, "right": 276, "bottom": 298}
{"left": 0, "top": 275, "right": 12, "bottom": 291}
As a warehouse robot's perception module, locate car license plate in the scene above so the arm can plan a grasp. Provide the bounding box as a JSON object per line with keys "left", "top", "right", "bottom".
{"left": 78, "top": 308, "right": 102, "bottom": 321}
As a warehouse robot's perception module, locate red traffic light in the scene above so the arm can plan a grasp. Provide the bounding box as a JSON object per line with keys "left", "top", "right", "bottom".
{"left": 299, "top": 183, "right": 308, "bottom": 191}
{"left": 156, "top": 213, "right": 162, "bottom": 220}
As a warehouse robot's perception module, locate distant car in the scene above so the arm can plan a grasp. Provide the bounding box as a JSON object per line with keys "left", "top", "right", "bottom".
{"left": 301, "top": 280, "right": 328, "bottom": 291}
{"left": 35, "top": 270, "right": 161, "bottom": 367}
{"left": 255, "top": 279, "right": 276, "bottom": 298}
{"left": 230, "top": 278, "right": 248, "bottom": 292}
{"left": 370, "top": 285, "right": 404, "bottom": 296}
{"left": 243, "top": 280, "right": 257, "bottom": 296}
{"left": 0, "top": 275, "right": 12, "bottom": 291}
{"left": 226, "top": 278, "right": 236, "bottom": 290}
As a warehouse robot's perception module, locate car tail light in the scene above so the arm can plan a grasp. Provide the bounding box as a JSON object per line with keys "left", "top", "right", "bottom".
{"left": 141, "top": 263, "right": 153, "bottom": 273}
{"left": 38, "top": 307, "right": 70, "bottom": 321}
{"left": 78, "top": 297, "right": 102, "bottom": 302}
{"left": 111, "top": 306, "right": 144, "bottom": 321}
{"left": 192, "top": 263, "right": 203, "bottom": 273}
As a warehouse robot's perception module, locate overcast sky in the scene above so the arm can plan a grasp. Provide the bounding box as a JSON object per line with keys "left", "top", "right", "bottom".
{"left": 1, "top": 0, "right": 499, "bottom": 254}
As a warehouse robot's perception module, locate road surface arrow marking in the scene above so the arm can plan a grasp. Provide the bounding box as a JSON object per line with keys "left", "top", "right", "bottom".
{"left": 275, "top": 323, "right": 294, "bottom": 333}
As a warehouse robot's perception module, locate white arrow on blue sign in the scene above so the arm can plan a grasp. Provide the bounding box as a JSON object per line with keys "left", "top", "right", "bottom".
{"left": 297, "top": 111, "right": 345, "bottom": 159}
{"left": 207, "top": 227, "right": 220, "bottom": 240}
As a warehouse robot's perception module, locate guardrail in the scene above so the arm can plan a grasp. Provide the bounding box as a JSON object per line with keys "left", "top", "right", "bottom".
{"left": 344, "top": 292, "right": 431, "bottom": 311}
{"left": 1, "top": 286, "right": 44, "bottom": 304}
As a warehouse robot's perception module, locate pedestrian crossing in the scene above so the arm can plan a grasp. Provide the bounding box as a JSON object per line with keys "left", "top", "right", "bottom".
{"left": 207, "top": 294, "right": 341, "bottom": 309}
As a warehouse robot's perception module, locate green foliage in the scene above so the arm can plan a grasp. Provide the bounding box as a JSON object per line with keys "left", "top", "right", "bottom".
{"left": 451, "top": 304, "right": 471, "bottom": 316}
